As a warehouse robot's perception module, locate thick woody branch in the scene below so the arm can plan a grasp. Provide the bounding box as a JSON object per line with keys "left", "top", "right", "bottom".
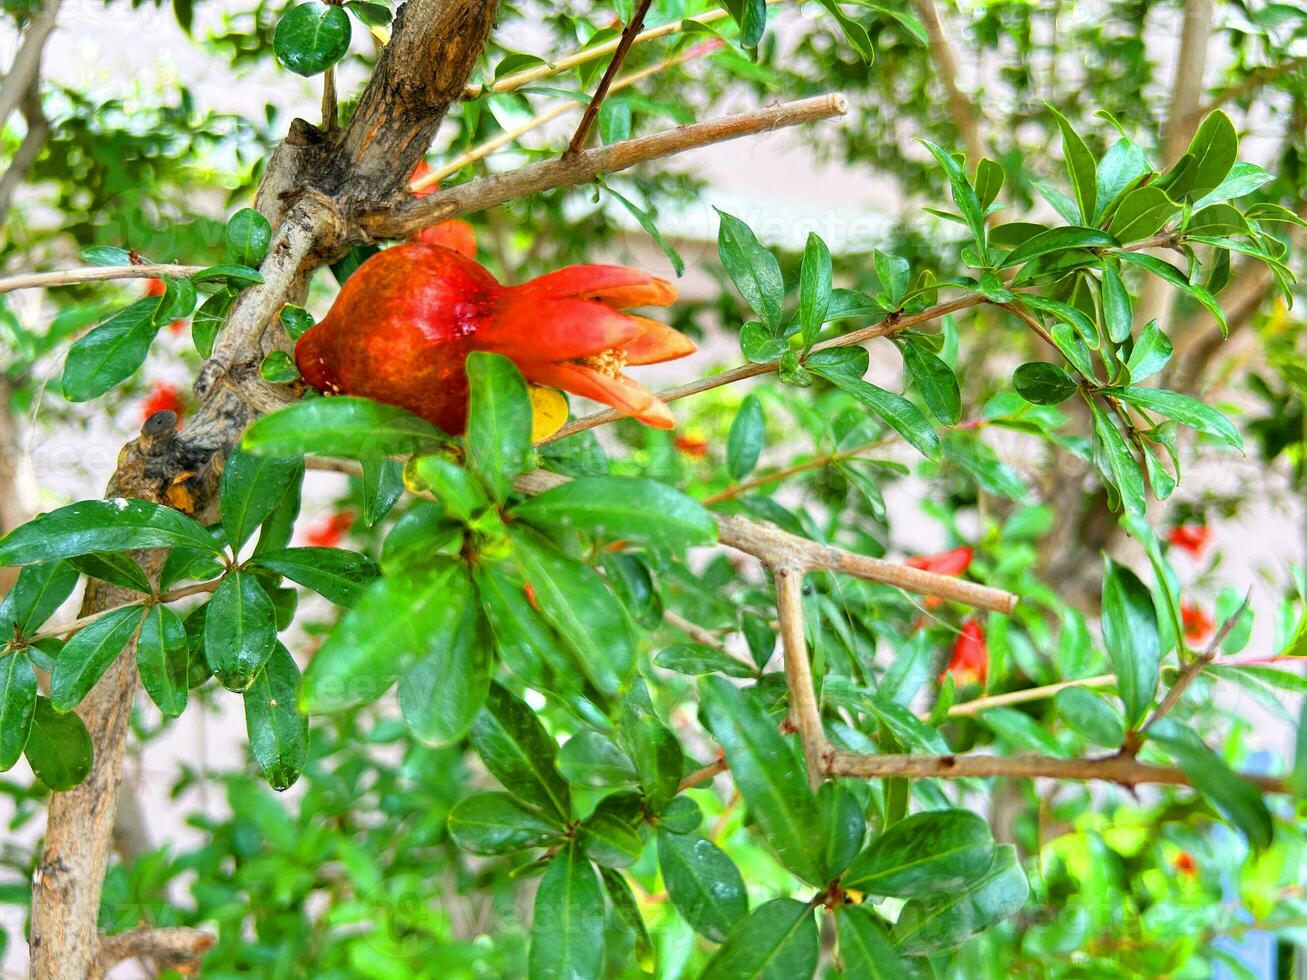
{"left": 0, "top": 0, "right": 62, "bottom": 132}
{"left": 514, "top": 469, "right": 1018, "bottom": 613}
{"left": 0, "top": 80, "right": 49, "bottom": 223}
{"left": 92, "top": 927, "right": 216, "bottom": 980}
{"left": 365, "top": 94, "right": 850, "bottom": 239}
{"left": 0, "top": 263, "right": 204, "bottom": 295}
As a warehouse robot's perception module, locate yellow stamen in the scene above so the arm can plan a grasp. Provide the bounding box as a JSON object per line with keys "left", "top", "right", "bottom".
{"left": 578, "top": 348, "right": 628, "bottom": 378}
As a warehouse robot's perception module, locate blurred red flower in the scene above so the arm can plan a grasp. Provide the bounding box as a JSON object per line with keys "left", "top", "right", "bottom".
{"left": 908, "top": 546, "right": 973, "bottom": 610}
{"left": 943, "top": 619, "right": 987, "bottom": 686}
{"left": 1180, "top": 602, "right": 1214, "bottom": 643}
{"left": 1173, "top": 851, "right": 1198, "bottom": 876}
{"left": 1169, "top": 524, "right": 1212, "bottom": 559}
{"left": 144, "top": 278, "right": 187, "bottom": 334}
{"left": 674, "top": 434, "right": 709, "bottom": 458}
{"left": 141, "top": 382, "right": 184, "bottom": 427}
{"left": 305, "top": 511, "right": 354, "bottom": 549}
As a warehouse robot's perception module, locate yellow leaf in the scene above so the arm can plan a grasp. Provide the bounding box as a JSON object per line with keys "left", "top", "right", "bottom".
{"left": 529, "top": 385, "right": 568, "bottom": 442}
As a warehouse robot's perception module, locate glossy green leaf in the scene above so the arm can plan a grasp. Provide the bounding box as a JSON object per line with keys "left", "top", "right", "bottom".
{"left": 1101, "top": 557, "right": 1160, "bottom": 727}
{"left": 699, "top": 676, "right": 825, "bottom": 883}
{"left": 249, "top": 547, "right": 379, "bottom": 608}
{"left": 558, "top": 730, "right": 637, "bottom": 787}
{"left": 470, "top": 682, "right": 571, "bottom": 820}
{"left": 225, "top": 207, "right": 272, "bottom": 266}
{"left": 657, "top": 829, "right": 747, "bottom": 941}
{"left": 528, "top": 843, "right": 605, "bottom": 980}
{"left": 136, "top": 604, "right": 188, "bottom": 718}
{"left": 629, "top": 714, "right": 682, "bottom": 809}
{"left": 220, "top": 448, "right": 302, "bottom": 552}
{"left": 512, "top": 476, "right": 716, "bottom": 549}
{"left": 1047, "top": 105, "right": 1097, "bottom": 223}
{"left": 204, "top": 571, "right": 278, "bottom": 692}
{"left": 24, "top": 697, "right": 93, "bottom": 791}
{"left": 836, "top": 904, "right": 914, "bottom": 979}
{"left": 918, "top": 139, "right": 987, "bottom": 259}
{"left": 1126, "top": 322, "right": 1173, "bottom": 382}
{"left": 448, "top": 791, "right": 564, "bottom": 855}
{"left": 580, "top": 805, "right": 644, "bottom": 868}
{"left": 1183, "top": 110, "right": 1238, "bottom": 198}
{"left": 1102, "top": 386, "right": 1243, "bottom": 451}
{"left": 61, "top": 299, "right": 159, "bottom": 402}
{"left": 1100, "top": 263, "right": 1133, "bottom": 343}
{"left": 50, "top": 604, "right": 145, "bottom": 711}
{"left": 654, "top": 642, "right": 757, "bottom": 679}
{"left": 892, "top": 844, "right": 1029, "bottom": 954}
{"left": 1089, "top": 402, "right": 1145, "bottom": 516}
{"left": 798, "top": 232, "right": 833, "bottom": 346}
{"left": 1013, "top": 362, "right": 1077, "bottom": 405}
{"left": 809, "top": 349, "right": 940, "bottom": 460}
{"left": 727, "top": 394, "right": 765, "bottom": 481}
{"left": 716, "top": 209, "right": 784, "bottom": 329}
{"left": 0, "top": 499, "right": 221, "bottom": 567}
{"left": 242, "top": 396, "right": 446, "bottom": 460}
{"left": 0, "top": 653, "right": 37, "bottom": 770}
{"left": 67, "top": 553, "right": 152, "bottom": 594}
{"left": 600, "top": 867, "right": 655, "bottom": 972}
{"left": 997, "top": 227, "right": 1116, "bottom": 269}
{"left": 192, "top": 287, "right": 235, "bottom": 357}
{"left": 465, "top": 351, "right": 533, "bottom": 501}
{"left": 900, "top": 341, "right": 961, "bottom": 425}
{"left": 243, "top": 643, "right": 308, "bottom": 790}
{"left": 274, "top": 1, "right": 352, "bottom": 76}
{"left": 5, "top": 561, "right": 80, "bottom": 635}
{"left": 845, "top": 809, "right": 996, "bottom": 897}
{"left": 1107, "top": 186, "right": 1178, "bottom": 242}
{"left": 1054, "top": 687, "right": 1124, "bottom": 747}
{"left": 702, "top": 898, "right": 818, "bottom": 980}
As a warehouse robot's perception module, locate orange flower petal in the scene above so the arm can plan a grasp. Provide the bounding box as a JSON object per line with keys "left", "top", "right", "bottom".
{"left": 515, "top": 265, "right": 676, "bottom": 308}
{"left": 526, "top": 362, "right": 674, "bottom": 429}
{"left": 415, "top": 219, "right": 477, "bottom": 258}
{"left": 618, "top": 316, "right": 697, "bottom": 366}
{"left": 488, "top": 296, "right": 644, "bottom": 361}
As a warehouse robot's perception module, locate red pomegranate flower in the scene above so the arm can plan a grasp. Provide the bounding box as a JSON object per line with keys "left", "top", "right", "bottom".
{"left": 1180, "top": 602, "right": 1214, "bottom": 643}
{"left": 144, "top": 278, "right": 186, "bottom": 334}
{"left": 1169, "top": 524, "right": 1212, "bottom": 559}
{"left": 1173, "top": 851, "right": 1198, "bottom": 877}
{"left": 304, "top": 511, "right": 354, "bottom": 549}
{"left": 907, "top": 546, "right": 974, "bottom": 610}
{"left": 295, "top": 243, "right": 694, "bottom": 434}
{"left": 675, "top": 434, "right": 709, "bottom": 458}
{"left": 943, "top": 619, "right": 987, "bottom": 686}
{"left": 141, "top": 382, "right": 184, "bottom": 426}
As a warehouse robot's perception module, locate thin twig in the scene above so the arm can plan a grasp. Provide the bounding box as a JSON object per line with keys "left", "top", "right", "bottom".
{"left": 566, "top": 0, "right": 654, "bottom": 156}
{"left": 366, "top": 94, "right": 850, "bottom": 240}
{"left": 774, "top": 563, "right": 830, "bottom": 788}
{"left": 1195, "top": 56, "right": 1306, "bottom": 118}
{"left": 661, "top": 609, "right": 758, "bottom": 674}
{"left": 0, "top": 263, "right": 205, "bottom": 295}
{"left": 701, "top": 438, "right": 888, "bottom": 506}
{"left": 322, "top": 66, "right": 339, "bottom": 133}
{"left": 911, "top": 0, "right": 982, "bottom": 164}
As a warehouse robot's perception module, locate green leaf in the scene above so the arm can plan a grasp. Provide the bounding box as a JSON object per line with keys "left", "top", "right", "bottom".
{"left": 1149, "top": 719, "right": 1272, "bottom": 849}
{"left": 475, "top": 561, "right": 577, "bottom": 685}
{"left": 809, "top": 349, "right": 940, "bottom": 460}
{"left": 1095, "top": 137, "right": 1151, "bottom": 222}
{"left": 24, "top": 697, "right": 93, "bottom": 791}
{"left": 61, "top": 299, "right": 159, "bottom": 402}
{"left": 243, "top": 643, "right": 308, "bottom": 790}
{"left": 979, "top": 707, "right": 1067, "bottom": 756}
{"left": 702, "top": 898, "right": 819, "bottom": 980}
{"left": 1102, "top": 385, "right": 1243, "bottom": 451}
{"left": 448, "top": 791, "right": 564, "bottom": 855}
{"left": 249, "top": 547, "right": 379, "bottom": 607}
{"left": 204, "top": 571, "right": 278, "bottom": 692}
{"left": 512, "top": 476, "right": 716, "bottom": 549}
{"left": 1046, "top": 104, "right": 1097, "bottom": 223}
{"left": 900, "top": 342, "right": 961, "bottom": 424}
{"left": 343, "top": 0, "right": 391, "bottom": 26}
{"left": 1054, "top": 687, "right": 1124, "bottom": 747}
{"left": 470, "top": 682, "right": 571, "bottom": 820}
{"left": 1100, "top": 263, "right": 1133, "bottom": 343}
{"left": 873, "top": 251, "right": 911, "bottom": 306}
{"left": 699, "top": 676, "right": 826, "bottom": 883}
{"left": 300, "top": 566, "right": 455, "bottom": 712}
{"left": 818, "top": 781, "right": 865, "bottom": 878}
{"left": 836, "top": 904, "right": 915, "bottom": 979}
{"left": 817, "top": 0, "right": 873, "bottom": 61}
{"left": 892, "top": 844, "right": 1029, "bottom": 954}
{"left": 604, "top": 186, "right": 684, "bottom": 277}
{"left": 1013, "top": 362, "right": 1077, "bottom": 405}
{"left": 528, "top": 843, "right": 605, "bottom": 980}
{"left": 1126, "top": 322, "right": 1173, "bottom": 382}
{"left": 1107, "top": 186, "right": 1178, "bottom": 242}
{"left": 136, "top": 604, "right": 188, "bottom": 718}
{"left": 274, "top": 1, "right": 352, "bottom": 76}
{"left": 260, "top": 350, "right": 299, "bottom": 383}
{"left": 845, "top": 809, "right": 996, "bottom": 897}
{"left": 0, "top": 499, "right": 221, "bottom": 567}
{"left": 509, "top": 529, "right": 634, "bottom": 696}
{"left": 398, "top": 571, "right": 489, "bottom": 747}
{"left": 81, "top": 246, "right": 132, "bottom": 266}
{"left": 360, "top": 454, "right": 403, "bottom": 526}
{"left": 1089, "top": 402, "right": 1145, "bottom": 517}
{"left": 580, "top": 804, "right": 644, "bottom": 868}
{"left": 225, "top": 208, "right": 272, "bottom": 267}
{"left": 727, "top": 394, "right": 765, "bottom": 481}
{"left": 716, "top": 209, "right": 784, "bottom": 329}
{"left": 50, "top": 605, "right": 145, "bottom": 711}
{"left": 189, "top": 264, "right": 264, "bottom": 285}
{"left": 5, "top": 561, "right": 80, "bottom": 635}
{"left": 656, "top": 829, "right": 747, "bottom": 942}
{"left": 0, "top": 653, "right": 37, "bottom": 770}
{"left": 974, "top": 157, "right": 1005, "bottom": 209}
{"left": 798, "top": 233, "right": 833, "bottom": 346}
{"left": 1101, "top": 557, "right": 1160, "bottom": 727}
{"left": 600, "top": 867, "right": 655, "bottom": 972}
{"left": 918, "top": 139, "right": 987, "bottom": 260}
{"left": 721, "top": 0, "right": 766, "bottom": 46}
{"left": 67, "top": 553, "right": 151, "bottom": 594}
{"left": 628, "top": 715, "right": 682, "bottom": 809}
{"left": 1183, "top": 110, "right": 1238, "bottom": 198}
{"left": 558, "top": 731, "right": 637, "bottom": 787}
{"left": 220, "top": 448, "right": 302, "bottom": 552}
{"left": 654, "top": 642, "right": 756, "bottom": 679}
{"left": 464, "top": 352, "right": 533, "bottom": 501}
{"left": 192, "top": 287, "right": 235, "bottom": 358}
{"left": 244, "top": 396, "right": 446, "bottom": 459}
{"left": 997, "top": 227, "right": 1117, "bottom": 269}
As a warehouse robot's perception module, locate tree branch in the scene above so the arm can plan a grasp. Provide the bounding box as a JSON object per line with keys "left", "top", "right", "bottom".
{"left": 0, "top": 0, "right": 62, "bottom": 133}
{"left": 774, "top": 564, "right": 830, "bottom": 788}
{"left": 91, "top": 927, "right": 216, "bottom": 980}
{"left": 0, "top": 78, "right": 49, "bottom": 224}
{"left": 566, "top": 0, "right": 654, "bottom": 155}
{"left": 911, "top": 0, "right": 983, "bottom": 163}
{"left": 364, "top": 94, "right": 850, "bottom": 240}
{"left": 0, "top": 263, "right": 205, "bottom": 295}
